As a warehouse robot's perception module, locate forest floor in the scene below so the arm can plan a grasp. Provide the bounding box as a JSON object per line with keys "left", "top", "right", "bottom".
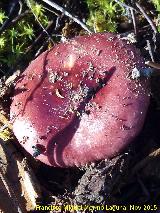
{"left": 1, "top": 0, "right": 160, "bottom": 213}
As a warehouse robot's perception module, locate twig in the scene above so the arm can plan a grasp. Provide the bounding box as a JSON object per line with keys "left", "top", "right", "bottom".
{"left": 114, "top": 0, "right": 137, "bottom": 11}
{"left": 0, "top": 139, "right": 41, "bottom": 211}
{"left": 18, "top": 0, "right": 23, "bottom": 15}
{"left": 0, "top": 70, "right": 21, "bottom": 99}
{"left": 25, "top": 20, "right": 56, "bottom": 54}
{"left": 145, "top": 61, "right": 160, "bottom": 70}
{"left": 0, "top": 140, "right": 24, "bottom": 213}
{"left": 55, "top": 15, "right": 62, "bottom": 30}
{"left": 135, "top": 2, "right": 158, "bottom": 34}
{"left": 41, "top": 0, "right": 92, "bottom": 34}
{"left": 0, "top": 10, "right": 30, "bottom": 34}
{"left": 0, "top": 173, "right": 24, "bottom": 213}
{"left": 130, "top": 8, "right": 137, "bottom": 35}
{"left": 115, "top": 1, "right": 157, "bottom": 35}
{"left": 12, "top": 10, "right": 30, "bottom": 24}
{"left": 146, "top": 40, "right": 155, "bottom": 62}
{"left": 42, "top": 5, "right": 59, "bottom": 17}
{"left": 0, "top": 0, "right": 19, "bottom": 34}
{"left": 114, "top": 0, "right": 138, "bottom": 35}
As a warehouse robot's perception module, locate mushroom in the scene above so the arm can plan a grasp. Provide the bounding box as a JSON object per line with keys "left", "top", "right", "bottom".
{"left": 10, "top": 33, "right": 150, "bottom": 167}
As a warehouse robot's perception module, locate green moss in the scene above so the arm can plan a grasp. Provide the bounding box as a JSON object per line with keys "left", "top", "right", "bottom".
{"left": 151, "top": 0, "right": 160, "bottom": 12}
{"left": 0, "top": 36, "right": 6, "bottom": 48}
{"left": 27, "top": 0, "right": 49, "bottom": 27}
{"left": 85, "top": 0, "right": 124, "bottom": 32}
{"left": 0, "top": 9, "right": 7, "bottom": 24}
{"left": 151, "top": 0, "right": 160, "bottom": 32}
{"left": 0, "top": 1, "right": 50, "bottom": 71}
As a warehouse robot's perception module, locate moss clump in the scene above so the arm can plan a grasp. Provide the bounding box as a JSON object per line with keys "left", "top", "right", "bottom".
{"left": 152, "top": 0, "right": 160, "bottom": 12}
{"left": 85, "top": 0, "right": 124, "bottom": 32}
{"left": 151, "top": 0, "right": 160, "bottom": 32}
{"left": 0, "top": 0, "right": 49, "bottom": 72}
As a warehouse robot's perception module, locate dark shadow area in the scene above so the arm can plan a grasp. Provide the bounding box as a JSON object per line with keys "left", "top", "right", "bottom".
{"left": 36, "top": 163, "right": 84, "bottom": 195}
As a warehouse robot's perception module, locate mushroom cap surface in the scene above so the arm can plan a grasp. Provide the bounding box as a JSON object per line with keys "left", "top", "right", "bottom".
{"left": 10, "top": 33, "right": 150, "bottom": 167}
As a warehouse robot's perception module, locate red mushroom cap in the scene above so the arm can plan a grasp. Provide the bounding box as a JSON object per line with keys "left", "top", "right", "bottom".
{"left": 10, "top": 33, "right": 150, "bottom": 167}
